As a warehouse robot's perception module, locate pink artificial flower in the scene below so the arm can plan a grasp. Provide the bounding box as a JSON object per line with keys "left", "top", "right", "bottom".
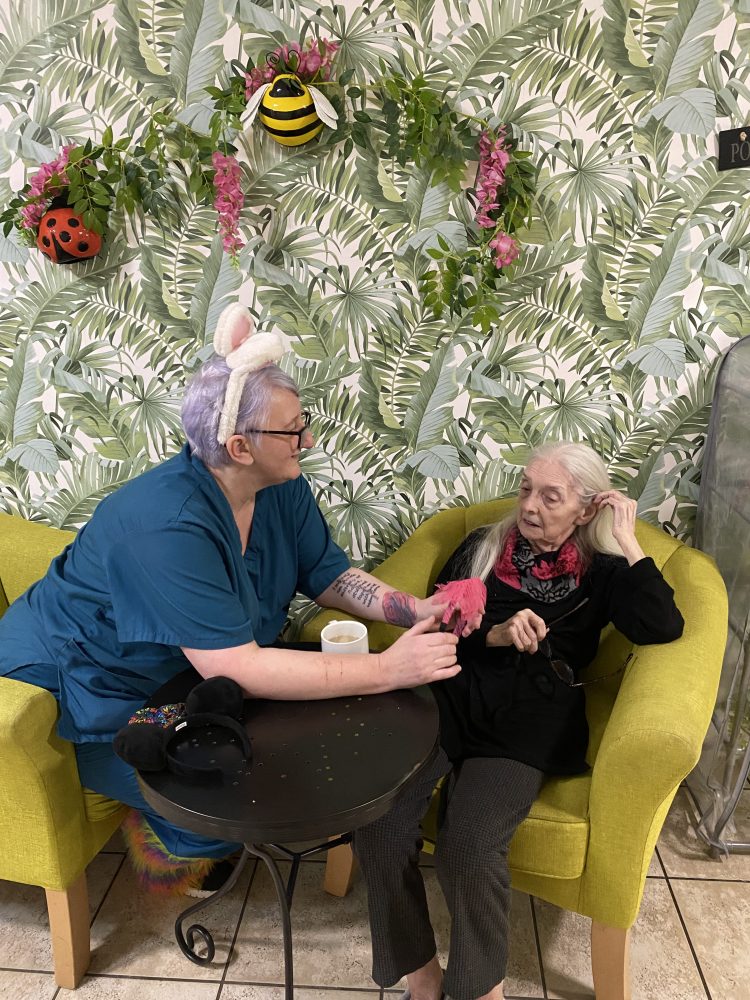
{"left": 491, "top": 148, "right": 510, "bottom": 170}
{"left": 277, "top": 42, "right": 302, "bottom": 68}
{"left": 302, "top": 48, "right": 322, "bottom": 75}
{"left": 245, "top": 67, "right": 266, "bottom": 97}
{"left": 212, "top": 151, "right": 245, "bottom": 261}
{"left": 473, "top": 129, "right": 523, "bottom": 269}
{"left": 20, "top": 202, "right": 47, "bottom": 229}
{"left": 474, "top": 130, "right": 511, "bottom": 230}
{"left": 244, "top": 36, "right": 339, "bottom": 94}
{"left": 29, "top": 147, "right": 68, "bottom": 190}
{"left": 476, "top": 208, "right": 498, "bottom": 229}
{"left": 489, "top": 231, "right": 520, "bottom": 269}
{"left": 19, "top": 145, "right": 76, "bottom": 230}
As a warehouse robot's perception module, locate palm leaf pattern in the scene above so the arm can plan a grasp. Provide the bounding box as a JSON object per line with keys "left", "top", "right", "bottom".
{"left": 0, "top": 0, "right": 107, "bottom": 89}
{"left": 0, "top": 0, "right": 748, "bottom": 555}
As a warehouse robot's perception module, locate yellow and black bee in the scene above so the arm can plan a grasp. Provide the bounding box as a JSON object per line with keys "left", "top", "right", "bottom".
{"left": 242, "top": 73, "right": 338, "bottom": 147}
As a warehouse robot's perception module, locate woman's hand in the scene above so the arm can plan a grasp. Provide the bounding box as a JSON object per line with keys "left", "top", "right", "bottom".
{"left": 380, "top": 617, "right": 461, "bottom": 685}
{"left": 486, "top": 609, "right": 548, "bottom": 654}
{"left": 415, "top": 593, "right": 450, "bottom": 628}
{"left": 414, "top": 593, "right": 483, "bottom": 637}
{"left": 593, "top": 490, "right": 646, "bottom": 565}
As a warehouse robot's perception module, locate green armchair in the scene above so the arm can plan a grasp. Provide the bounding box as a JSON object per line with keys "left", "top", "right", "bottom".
{"left": 303, "top": 499, "right": 727, "bottom": 1000}
{"left": 0, "top": 513, "right": 127, "bottom": 989}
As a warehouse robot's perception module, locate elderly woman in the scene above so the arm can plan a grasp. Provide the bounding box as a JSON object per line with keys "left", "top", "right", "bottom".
{"left": 0, "top": 304, "right": 459, "bottom": 894}
{"left": 353, "top": 440, "right": 684, "bottom": 1000}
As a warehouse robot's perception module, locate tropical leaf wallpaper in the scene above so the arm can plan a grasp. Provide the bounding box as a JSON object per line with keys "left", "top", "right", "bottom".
{"left": 1, "top": 0, "right": 749, "bottom": 572}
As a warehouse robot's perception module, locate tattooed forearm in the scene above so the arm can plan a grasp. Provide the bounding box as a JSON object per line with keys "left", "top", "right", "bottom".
{"left": 330, "top": 571, "right": 418, "bottom": 627}
{"left": 382, "top": 591, "right": 417, "bottom": 628}
{"left": 331, "top": 570, "right": 381, "bottom": 608}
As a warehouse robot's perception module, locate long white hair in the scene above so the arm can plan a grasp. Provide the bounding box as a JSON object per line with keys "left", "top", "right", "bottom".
{"left": 467, "top": 441, "right": 623, "bottom": 581}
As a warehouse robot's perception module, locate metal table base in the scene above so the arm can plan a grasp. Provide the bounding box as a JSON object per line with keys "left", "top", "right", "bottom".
{"left": 174, "top": 833, "right": 352, "bottom": 999}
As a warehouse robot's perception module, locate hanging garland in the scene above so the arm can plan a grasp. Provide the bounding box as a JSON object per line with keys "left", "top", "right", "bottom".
{"left": 0, "top": 32, "right": 536, "bottom": 330}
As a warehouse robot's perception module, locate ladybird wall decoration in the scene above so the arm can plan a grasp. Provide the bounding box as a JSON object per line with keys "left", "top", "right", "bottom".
{"left": 242, "top": 73, "right": 338, "bottom": 147}
{"left": 36, "top": 203, "right": 103, "bottom": 264}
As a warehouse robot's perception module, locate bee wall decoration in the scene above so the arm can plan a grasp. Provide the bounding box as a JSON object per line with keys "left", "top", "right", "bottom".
{"left": 242, "top": 72, "right": 338, "bottom": 147}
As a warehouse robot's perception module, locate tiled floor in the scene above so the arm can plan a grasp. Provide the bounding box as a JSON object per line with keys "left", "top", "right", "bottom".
{"left": 1, "top": 788, "right": 748, "bottom": 1000}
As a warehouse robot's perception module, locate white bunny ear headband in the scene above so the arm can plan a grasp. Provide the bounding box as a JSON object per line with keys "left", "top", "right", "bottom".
{"left": 213, "top": 303, "right": 285, "bottom": 445}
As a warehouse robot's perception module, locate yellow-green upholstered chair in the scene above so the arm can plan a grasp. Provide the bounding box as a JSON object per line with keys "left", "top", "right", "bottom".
{"left": 305, "top": 499, "right": 727, "bottom": 1000}
{"left": 0, "top": 513, "right": 127, "bottom": 989}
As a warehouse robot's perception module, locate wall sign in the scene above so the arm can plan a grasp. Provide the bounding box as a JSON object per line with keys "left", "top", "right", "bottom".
{"left": 718, "top": 127, "right": 750, "bottom": 170}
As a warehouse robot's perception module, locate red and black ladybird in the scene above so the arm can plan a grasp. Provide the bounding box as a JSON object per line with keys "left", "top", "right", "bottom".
{"left": 36, "top": 205, "right": 102, "bottom": 263}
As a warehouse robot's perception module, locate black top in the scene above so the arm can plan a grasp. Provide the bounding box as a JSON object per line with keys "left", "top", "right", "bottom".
{"left": 137, "top": 669, "right": 440, "bottom": 844}
{"left": 430, "top": 533, "right": 684, "bottom": 775}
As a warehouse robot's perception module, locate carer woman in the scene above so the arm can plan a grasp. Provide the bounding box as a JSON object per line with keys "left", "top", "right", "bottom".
{"left": 0, "top": 304, "right": 464, "bottom": 894}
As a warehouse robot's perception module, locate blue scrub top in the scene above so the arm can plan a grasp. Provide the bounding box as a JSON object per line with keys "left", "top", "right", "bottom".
{"left": 0, "top": 445, "right": 349, "bottom": 743}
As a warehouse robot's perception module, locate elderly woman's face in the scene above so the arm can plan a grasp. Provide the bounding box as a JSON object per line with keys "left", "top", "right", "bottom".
{"left": 516, "top": 458, "right": 592, "bottom": 554}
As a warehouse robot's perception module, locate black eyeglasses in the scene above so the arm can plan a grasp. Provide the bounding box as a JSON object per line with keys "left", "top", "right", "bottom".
{"left": 540, "top": 638, "right": 633, "bottom": 687}
{"left": 244, "top": 411, "right": 312, "bottom": 448}
{"left": 537, "top": 598, "right": 632, "bottom": 687}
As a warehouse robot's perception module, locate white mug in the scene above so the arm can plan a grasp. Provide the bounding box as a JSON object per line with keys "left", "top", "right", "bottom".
{"left": 320, "top": 619, "right": 369, "bottom": 655}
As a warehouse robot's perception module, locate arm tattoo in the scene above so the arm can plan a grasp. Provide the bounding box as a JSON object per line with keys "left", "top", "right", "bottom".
{"left": 382, "top": 590, "right": 417, "bottom": 628}
{"left": 331, "top": 570, "right": 381, "bottom": 608}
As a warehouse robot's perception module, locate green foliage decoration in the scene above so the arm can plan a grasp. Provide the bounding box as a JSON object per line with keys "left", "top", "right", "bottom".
{"left": 0, "top": 124, "right": 181, "bottom": 243}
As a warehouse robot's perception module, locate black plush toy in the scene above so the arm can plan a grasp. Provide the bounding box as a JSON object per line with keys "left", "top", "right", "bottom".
{"left": 113, "top": 676, "right": 250, "bottom": 780}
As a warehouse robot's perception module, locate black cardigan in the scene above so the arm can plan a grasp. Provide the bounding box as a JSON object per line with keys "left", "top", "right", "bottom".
{"left": 429, "top": 532, "right": 685, "bottom": 775}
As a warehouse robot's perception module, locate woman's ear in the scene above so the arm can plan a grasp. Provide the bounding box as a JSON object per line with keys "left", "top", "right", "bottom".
{"left": 575, "top": 501, "right": 598, "bottom": 526}
{"left": 224, "top": 433, "right": 254, "bottom": 466}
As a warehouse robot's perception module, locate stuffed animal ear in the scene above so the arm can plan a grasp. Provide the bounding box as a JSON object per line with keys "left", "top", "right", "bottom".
{"left": 214, "top": 303, "right": 254, "bottom": 357}
{"left": 113, "top": 723, "right": 169, "bottom": 772}
{"left": 186, "top": 676, "right": 245, "bottom": 720}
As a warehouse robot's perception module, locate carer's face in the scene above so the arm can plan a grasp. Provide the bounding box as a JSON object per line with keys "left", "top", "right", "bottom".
{"left": 516, "top": 458, "right": 590, "bottom": 554}
{"left": 249, "top": 389, "right": 314, "bottom": 485}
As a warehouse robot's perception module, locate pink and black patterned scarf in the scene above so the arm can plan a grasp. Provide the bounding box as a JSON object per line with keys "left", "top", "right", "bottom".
{"left": 494, "top": 527, "right": 582, "bottom": 602}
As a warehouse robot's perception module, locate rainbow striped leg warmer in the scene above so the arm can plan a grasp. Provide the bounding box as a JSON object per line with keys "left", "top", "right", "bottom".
{"left": 121, "top": 809, "right": 216, "bottom": 895}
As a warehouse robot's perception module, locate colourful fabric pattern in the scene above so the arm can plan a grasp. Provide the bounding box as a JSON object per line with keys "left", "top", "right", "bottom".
{"left": 121, "top": 809, "right": 216, "bottom": 895}
{"left": 126, "top": 703, "right": 186, "bottom": 727}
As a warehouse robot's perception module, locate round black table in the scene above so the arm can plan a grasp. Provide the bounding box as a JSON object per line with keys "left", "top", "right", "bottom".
{"left": 137, "top": 670, "right": 439, "bottom": 999}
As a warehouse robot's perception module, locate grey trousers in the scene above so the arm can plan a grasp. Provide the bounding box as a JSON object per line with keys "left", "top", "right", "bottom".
{"left": 352, "top": 747, "right": 544, "bottom": 1000}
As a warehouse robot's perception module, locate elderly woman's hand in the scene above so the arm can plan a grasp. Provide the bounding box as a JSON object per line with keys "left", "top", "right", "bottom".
{"left": 486, "top": 609, "right": 548, "bottom": 654}
{"left": 593, "top": 490, "right": 646, "bottom": 565}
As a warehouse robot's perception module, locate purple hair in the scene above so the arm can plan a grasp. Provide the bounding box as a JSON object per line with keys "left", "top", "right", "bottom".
{"left": 181, "top": 355, "right": 299, "bottom": 468}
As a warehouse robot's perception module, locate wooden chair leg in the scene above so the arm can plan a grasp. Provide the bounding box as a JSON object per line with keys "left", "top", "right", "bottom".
{"left": 591, "top": 920, "right": 631, "bottom": 1000}
{"left": 323, "top": 841, "right": 357, "bottom": 897}
{"left": 45, "top": 871, "right": 90, "bottom": 989}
